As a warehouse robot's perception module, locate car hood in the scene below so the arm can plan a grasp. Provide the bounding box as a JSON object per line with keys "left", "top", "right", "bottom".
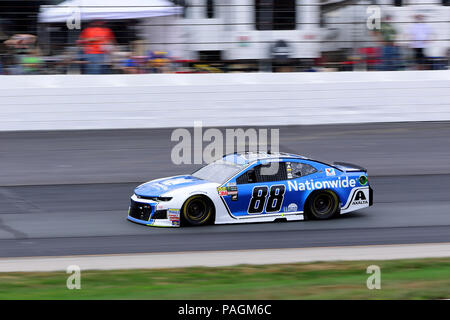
{"left": 134, "top": 175, "right": 210, "bottom": 197}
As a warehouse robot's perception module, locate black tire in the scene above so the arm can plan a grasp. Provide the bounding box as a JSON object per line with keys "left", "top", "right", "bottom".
{"left": 305, "top": 190, "right": 339, "bottom": 220}
{"left": 181, "top": 195, "right": 214, "bottom": 226}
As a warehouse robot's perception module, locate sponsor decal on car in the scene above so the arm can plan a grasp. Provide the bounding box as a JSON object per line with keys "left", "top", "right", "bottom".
{"left": 168, "top": 208, "right": 180, "bottom": 224}
{"left": 286, "top": 162, "right": 293, "bottom": 179}
{"left": 325, "top": 168, "right": 336, "bottom": 176}
{"left": 218, "top": 185, "right": 238, "bottom": 196}
{"left": 287, "top": 203, "right": 298, "bottom": 212}
{"left": 287, "top": 176, "right": 358, "bottom": 192}
{"left": 227, "top": 186, "right": 238, "bottom": 196}
{"left": 217, "top": 187, "right": 228, "bottom": 196}
{"left": 351, "top": 191, "right": 369, "bottom": 205}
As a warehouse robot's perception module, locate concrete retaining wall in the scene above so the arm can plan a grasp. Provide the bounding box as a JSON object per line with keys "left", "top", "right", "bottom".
{"left": 1, "top": 70, "right": 449, "bottom": 131}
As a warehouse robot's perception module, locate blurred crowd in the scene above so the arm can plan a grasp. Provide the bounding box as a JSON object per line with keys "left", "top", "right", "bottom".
{"left": 0, "top": 14, "right": 449, "bottom": 75}
{"left": 347, "top": 14, "right": 448, "bottom": 72}
{"left": 0, "top": 21, "right": 184, "bottom": 75}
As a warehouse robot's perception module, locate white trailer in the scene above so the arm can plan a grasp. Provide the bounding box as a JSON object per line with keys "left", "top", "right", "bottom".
{"left": 141, "top": 0, "right": 325, "bottom": 62}
{"left": 128, "top": 0, "right": 450, "bottom": 66}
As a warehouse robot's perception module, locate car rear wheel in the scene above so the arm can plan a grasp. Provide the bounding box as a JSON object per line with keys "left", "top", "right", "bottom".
{"left": 306, "top": 190, "right": 339, "bottom": 220}
{"left": 182, "top": 195, "right": 214, "bottom": 226}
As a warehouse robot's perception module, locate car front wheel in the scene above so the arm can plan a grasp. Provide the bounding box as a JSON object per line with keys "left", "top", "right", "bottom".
{"left": 182, "top": 195, "right": 214, "bottom": 226}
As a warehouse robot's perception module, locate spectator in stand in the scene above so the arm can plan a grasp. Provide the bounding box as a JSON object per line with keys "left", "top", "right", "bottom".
{"left": 3, "top": 34, "right": 37, "bottom": 74}
{"left": 148, "top": 50, "right": 171, "bottom": 73}
{"left": 121, "top": 53, "right": 140, "bottom": 74}
{"left": 20, "top": 48, "right": 43, "bottom": 74}
{"left": 409, "top": 14, "right": 431, "bottom": 70}
{"left": 78, "top": 21, "right": 116, "bottom": 74}
{"left": 356, "top": 46, "right": 381, "bottom": 71}
{"left": 378, "top": 15, "right": 400, "bottom": 71}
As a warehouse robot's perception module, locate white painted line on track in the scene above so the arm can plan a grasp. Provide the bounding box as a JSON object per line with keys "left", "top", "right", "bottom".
{"left": 1, "top": 243, "right": 450, "bottom": 272}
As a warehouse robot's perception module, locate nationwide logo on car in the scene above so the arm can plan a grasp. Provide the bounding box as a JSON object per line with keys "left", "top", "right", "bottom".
{"left": 287, "top": 176, "right": 357, "bottom": 192}
{"left": 351, "top": 191, "right": 368, "bottom": 205}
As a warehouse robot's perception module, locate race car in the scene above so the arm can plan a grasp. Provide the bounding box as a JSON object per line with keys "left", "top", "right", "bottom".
{"left": 127, "top": 152, "right": 373, "bottom": 227}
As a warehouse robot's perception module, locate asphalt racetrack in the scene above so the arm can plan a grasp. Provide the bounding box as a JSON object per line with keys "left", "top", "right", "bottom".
{"left": 1, "top": 122, "right": 450, "bottom": 258}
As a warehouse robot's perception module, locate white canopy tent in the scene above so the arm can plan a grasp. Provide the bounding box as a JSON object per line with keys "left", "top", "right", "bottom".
{"left": 39, "top": 0, "right": 183, "bottom": 23}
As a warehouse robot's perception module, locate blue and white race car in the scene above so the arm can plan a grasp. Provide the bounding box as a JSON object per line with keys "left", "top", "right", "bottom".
{"left": 128, "top": 152, "right": 373, "bottom": 227}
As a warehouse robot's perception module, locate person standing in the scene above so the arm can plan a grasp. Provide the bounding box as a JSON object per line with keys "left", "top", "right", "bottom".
{"left": 379, "top": 15, "right": 399, "bottom": 71}
{"left": 78, "top": 21, "right": 116, "bottom": 74}
{"left": 409, "top": 14, "right": 431, "bottom": 70}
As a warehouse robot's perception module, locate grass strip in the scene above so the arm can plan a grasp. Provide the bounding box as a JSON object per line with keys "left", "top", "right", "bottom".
{"left": 0, "top": 257, "right": 449, "bottom": 299}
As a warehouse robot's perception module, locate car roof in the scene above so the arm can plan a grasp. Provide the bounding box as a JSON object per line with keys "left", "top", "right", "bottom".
{"left": 222, "top": 152, "right": 309, "bottom": 165}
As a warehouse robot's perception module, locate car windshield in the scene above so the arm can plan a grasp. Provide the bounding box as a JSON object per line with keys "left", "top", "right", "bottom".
{"left": 192, "top": 159, "right": 247, "bottom": 184}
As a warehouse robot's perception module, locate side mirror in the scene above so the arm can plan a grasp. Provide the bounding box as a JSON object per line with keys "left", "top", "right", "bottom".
{"left": 247, "top": 170, "right": 256, "bottom": 183}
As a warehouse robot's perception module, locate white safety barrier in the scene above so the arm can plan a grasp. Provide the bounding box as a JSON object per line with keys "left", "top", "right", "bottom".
{"left": 1, "top": 70, "right": 450, "bottom": 131}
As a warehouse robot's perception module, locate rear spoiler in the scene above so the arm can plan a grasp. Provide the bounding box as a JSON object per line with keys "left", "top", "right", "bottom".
{"left": 333, "top": 162, "right": 367, "bottom": 173}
